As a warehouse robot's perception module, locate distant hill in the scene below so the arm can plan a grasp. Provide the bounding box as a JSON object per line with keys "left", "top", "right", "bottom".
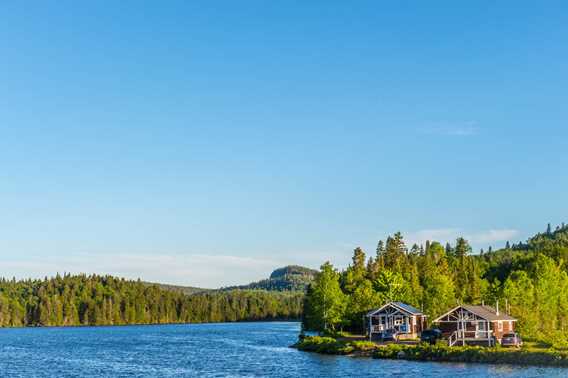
{"left": 223, "top": 265, "right": 318, "bottom": 292}
{"left": 142, "top": 265, "right": 318, "bottom": 295}
{"left": 142, "top": 282, "right": 209, "bottom": 296}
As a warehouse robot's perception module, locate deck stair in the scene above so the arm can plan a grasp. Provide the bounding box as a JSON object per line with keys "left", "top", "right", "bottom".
{"left": 448, "top": 331, "right": 459, "bottom": 347}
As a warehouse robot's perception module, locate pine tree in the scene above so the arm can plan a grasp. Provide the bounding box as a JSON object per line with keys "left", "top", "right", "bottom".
{"left": 343, "top": 248, "right": 367, "bottom": 293}
{"left": 374, "top": 240, "right": 386, "bottom": 272}
{"left": 453, "top": 238, "right": 472, "bottom": 301}
{"left": 384, "top": 232, "right": 407, "bottom": 274}
{"left": 445, "top": 242, "right": 453, "bottom": 257}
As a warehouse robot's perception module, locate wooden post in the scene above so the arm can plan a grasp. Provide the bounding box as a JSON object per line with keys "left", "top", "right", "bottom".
{"left": 462, "top": 319, "right": 465, "bottom": 346}
{"left": 460, "top": 308, "right": 465, "bottom": 346}
{"left": 369, "top": 316, "right": 372, "bottom": 341}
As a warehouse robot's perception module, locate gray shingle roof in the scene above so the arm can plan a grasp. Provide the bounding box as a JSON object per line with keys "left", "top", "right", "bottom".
{"left": 366, "top": 301, "right": 423, "bottom": 316}
{"left": 461, "top": 305, "right": 517, "bottom": 321}
{"left": 392, "top": 302, "right": 422, "bottom": 315}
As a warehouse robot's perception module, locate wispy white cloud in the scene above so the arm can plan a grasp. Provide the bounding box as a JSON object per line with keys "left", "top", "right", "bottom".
{"left": 420, "top": 121, "right": 479, "bottom": 136}
{"left": 0, "top": 253, "right": 286, "bottom": 289}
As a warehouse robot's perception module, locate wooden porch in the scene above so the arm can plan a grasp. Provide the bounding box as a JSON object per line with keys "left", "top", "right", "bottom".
{"left": 447, "top": 329, "right": 495, "bottom": 346}
{"left": 434, "top": 306, "right": 497, "bottom": 347}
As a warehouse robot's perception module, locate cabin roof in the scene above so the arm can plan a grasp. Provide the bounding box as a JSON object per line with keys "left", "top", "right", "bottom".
{"left": 433, "top": 305, "right": 517, "bottom": 322}
{"left": 393, "top": 302, "right": 422, "bottom": 315}
{"left": 366, "top": 301, "right": 423, "bottom": 316}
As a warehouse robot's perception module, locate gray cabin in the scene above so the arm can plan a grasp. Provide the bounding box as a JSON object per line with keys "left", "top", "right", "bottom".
{"left": 366, "top": 301, "right": 426, "bottom": 340}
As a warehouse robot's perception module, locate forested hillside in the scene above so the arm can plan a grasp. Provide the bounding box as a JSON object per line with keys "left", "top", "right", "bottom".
{"left": 142, "top": 281, "right": 209, "bottom": 296}
{"left": 0, "top": 274, "right": 303, "bottom": 327}
{"left": 303, "top": 223, "right": 568, "bottom": 346}
{"left": 224, "top": 265, "right": 317, "bottom": 292}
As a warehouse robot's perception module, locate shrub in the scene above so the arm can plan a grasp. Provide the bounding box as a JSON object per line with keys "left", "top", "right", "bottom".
{"left": 295, "top": 336, "right": 351, "bottom": 354}
{"left": 543, "top": 331, "right": 568, "bottom": 351}
{"left": 351, "top": 341, "right": 378, "bottom": 352}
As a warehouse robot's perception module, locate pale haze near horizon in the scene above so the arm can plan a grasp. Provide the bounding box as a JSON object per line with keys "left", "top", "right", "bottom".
{"left": 1, "top": 1, "right": 567, "bottom": 288}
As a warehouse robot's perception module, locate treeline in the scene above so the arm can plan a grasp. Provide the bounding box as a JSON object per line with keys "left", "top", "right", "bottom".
{"left": 303, "top": 224, "right": 568, "bottom": 345}
{"left": 0, "top": 274, "right": 303, "bottom": 327}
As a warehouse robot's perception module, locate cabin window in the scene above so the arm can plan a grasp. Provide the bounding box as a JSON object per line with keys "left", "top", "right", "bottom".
{"left": 394, "top": 319, "right": 402, "bottom": 326}
{"left": 497, "top": 321, "right": 503, "bottom": 331}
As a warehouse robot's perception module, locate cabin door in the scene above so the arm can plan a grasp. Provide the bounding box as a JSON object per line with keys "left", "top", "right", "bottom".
{"left": 380, "top": 315, "right": 387, "bottom": 331}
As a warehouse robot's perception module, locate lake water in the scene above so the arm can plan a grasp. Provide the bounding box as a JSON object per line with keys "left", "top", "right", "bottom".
{"left": 0, "top": 322, "right": 564, "bottom": 377}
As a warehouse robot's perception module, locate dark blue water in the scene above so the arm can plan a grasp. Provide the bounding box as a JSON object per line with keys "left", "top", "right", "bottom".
{"left": 0, "top": 322, "right": 563, "bottom": 377}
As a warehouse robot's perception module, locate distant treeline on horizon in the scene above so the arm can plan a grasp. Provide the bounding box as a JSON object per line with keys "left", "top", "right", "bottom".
{"left": 0, "top": 273, "right": 303, "bottom": 327}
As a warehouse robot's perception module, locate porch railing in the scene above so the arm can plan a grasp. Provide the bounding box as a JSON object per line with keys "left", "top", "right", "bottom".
{"left": 370, "top": 324, "right": 411, "bottom": 334}
{"left": 448, "top": 330, "right": 494, "bottom": 346}
{"left": 371, "top": 325, "right": 384, "bottom": 333}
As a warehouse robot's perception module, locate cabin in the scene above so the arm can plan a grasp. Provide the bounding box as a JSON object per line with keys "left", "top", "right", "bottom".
{"left": 433, "top": 304, "right": 517, "bottom": 346}
{"left": 366, "top": 302, "right": 426, "bottom": 340}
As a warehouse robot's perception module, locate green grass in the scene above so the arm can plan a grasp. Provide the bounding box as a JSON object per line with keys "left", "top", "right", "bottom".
{"left": 294, "top": 336, "right": 379, "bottom": 355}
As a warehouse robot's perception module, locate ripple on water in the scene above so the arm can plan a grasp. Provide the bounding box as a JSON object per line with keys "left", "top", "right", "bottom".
{"left": 0, "top": 322, "right": 566, "bottom": 377}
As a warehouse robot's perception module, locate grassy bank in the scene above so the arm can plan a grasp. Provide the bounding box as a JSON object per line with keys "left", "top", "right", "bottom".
{"left": 294, "top": 336, "right": 377, "bottom": 356}
{"left": 294, "top": 336, "right": 568, "bottom": 367}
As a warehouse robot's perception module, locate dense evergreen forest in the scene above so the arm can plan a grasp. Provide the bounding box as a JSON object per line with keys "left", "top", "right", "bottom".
{"left": 0, "top": 274, "right": 303, "bottom": 327}
{"left": 303, "top": 223, "right": 568, "bottom": 346}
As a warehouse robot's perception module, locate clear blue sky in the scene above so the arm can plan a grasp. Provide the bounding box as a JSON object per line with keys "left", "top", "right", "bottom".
{"left": 1, "top": 1, "right": 567, "bottom": 287}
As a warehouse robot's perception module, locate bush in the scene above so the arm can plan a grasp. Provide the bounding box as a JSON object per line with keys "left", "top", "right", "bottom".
{"left": 542, "top": 331, "right": 568, "bottom": 351}
{"left": 295, "top": 336, "right": 352, "bottom": 354}
{"left": 295, "top": 336, "right": 380, "bottom": 355}
{"left": 351, "top": 341, "right": 378, "bottom": 352}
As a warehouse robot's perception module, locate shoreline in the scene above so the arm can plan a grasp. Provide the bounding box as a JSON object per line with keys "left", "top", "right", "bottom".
{"left": 0, "top": 319, "right": 302, "bottom": 330}
{"left": 293, "top": 336, "right": 568, "bottom": 368}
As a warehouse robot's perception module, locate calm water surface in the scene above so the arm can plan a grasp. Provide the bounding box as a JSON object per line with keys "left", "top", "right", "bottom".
{"left": 0, "top": 322, "right": 564, "bottom": 377}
